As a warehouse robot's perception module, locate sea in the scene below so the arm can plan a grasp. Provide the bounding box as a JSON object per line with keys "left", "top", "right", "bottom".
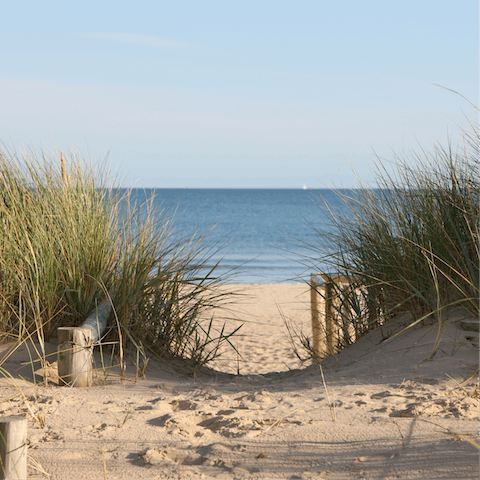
{"left": 126, "top": 188, "right": 351, "bottom": 284}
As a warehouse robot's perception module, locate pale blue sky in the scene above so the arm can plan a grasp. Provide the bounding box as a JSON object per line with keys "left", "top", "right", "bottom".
{"left": 1, "top": 1, "right": 478, "bottom": 188}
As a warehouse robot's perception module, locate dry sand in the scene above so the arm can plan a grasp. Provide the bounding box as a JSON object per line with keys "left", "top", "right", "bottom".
{"left": 0, "top": 284, "right": 478, "bottom": 479}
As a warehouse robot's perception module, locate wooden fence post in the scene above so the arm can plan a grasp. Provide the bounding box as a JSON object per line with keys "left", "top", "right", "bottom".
{"left": 57, "top": 327, "right": 93, "bottom": 387}
{"left": 57, "top": 298, "right": 112, "bottom": 387}
{"left": 311, "top": 273, "right": 360, "bottom": 358}
{"left": 0, "top": 415, "right": 27, "bottom": 480}
{"left": 324, "top": 279, "right": 337, "bottom": 355}
{"left": 310, "top": 274, "right": 328, "bottom": 358}
{"left": 310, "top": 274, "right": 321, "bottom": 358}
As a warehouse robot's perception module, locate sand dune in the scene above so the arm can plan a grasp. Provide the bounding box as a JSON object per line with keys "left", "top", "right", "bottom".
{"left": 0, "top": 284, "right": 478, "bottom": 479}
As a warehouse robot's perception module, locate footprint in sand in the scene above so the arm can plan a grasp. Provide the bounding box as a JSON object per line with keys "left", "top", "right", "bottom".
{"left": 171, "top": 399, "right": 199, "bottom": 411}
{"left": 138, "top": 448, "right": 202, "bottom": 466}
{"left": 138, "top": 443, "right": 237, "bottom": 472}
{"left": 375, "top": 381, "right": 480, "bottom": 419}
{"left": 197, "top": 415, "right": 262, "bottom": 438}
{"left": 134, "top": 405, "right": 154, "bottom": 411}
{"left": 84, "top": 423, "right": 116, "bottom": 433}
{"left": 370, "top": 390, "right": 397, "bottom": 399}
{"left": 145, "top": 396, "right": 177, "bottom": 413}
{"left": 389, "top": 396, "right": 479, "bottom": 418}
{"left": 151, "top": 412, "right": 209, "bottom": 437}
{"left": 150, "top": 391, "right": 298, "bottom": 439}
{"left": 196, "top": 443, "right": 235, "bottom": 469}
{"left": 236, "top": 391, "right": 274, "bottom": 403}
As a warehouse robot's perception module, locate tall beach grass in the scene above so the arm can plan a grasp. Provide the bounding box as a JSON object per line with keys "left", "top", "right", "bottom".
{"left": 0, "top": 146, "right": 239, "bottom": 370}
{"left": 305, "top": 119, "right": 478, "bottom": 353}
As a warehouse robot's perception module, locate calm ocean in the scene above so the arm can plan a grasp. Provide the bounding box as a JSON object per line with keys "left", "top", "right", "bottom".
{"left": 127, "top": 189, "right": 349, "bottom": 284}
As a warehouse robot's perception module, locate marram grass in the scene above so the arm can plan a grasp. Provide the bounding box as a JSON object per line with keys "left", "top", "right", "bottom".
{"left": 0, "top": 145, "right": 240, "bottom": 368}
{"left": 306, "top": 119, "right": 479, "bottom": 353}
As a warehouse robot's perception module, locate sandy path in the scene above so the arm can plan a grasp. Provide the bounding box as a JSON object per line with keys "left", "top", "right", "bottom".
{"left": 0, "top": 284, "right": 478, "bottom": 479}
{"left": 210, "top": 284, "right": 312, "bottom": 375}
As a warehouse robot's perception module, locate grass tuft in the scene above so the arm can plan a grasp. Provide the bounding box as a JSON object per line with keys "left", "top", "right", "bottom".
{"left": 0, "top": 145, "right": 240, "bottom": 374}
{"left": 301, "top": 115, "right": 478, "bottom": 356}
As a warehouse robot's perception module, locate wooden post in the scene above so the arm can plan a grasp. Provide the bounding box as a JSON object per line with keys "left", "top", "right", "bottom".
{"left": 336, "top": 282, "right": 356, "bottom": 346}
{"left": 79, "top": 298, "right": 111, "bottom": 343}
{"left": 57, "top": 297, "right": 112, "bottom": 387}
{"left": 310, "top": 274, "right": 328, "bottom": 358}
{"left": 310, "top": 274, "right": 321, "bottom": 358}
{"left": 0, "top": 415, "right": 27, "bottom": 480}
{"left": 324, "top": 280, "right": 337, "bottom": 355}
{"left": 322, "top": 274, "right": 361, "bottom": 354}
{"left": 57, "top": 327, "right": 93, "bottom": 387}
{"left": 341, "top": 298, "right": 357, "bottom": 345}
{"left": 311, "top": 273, "right": 362, "bottom": 358}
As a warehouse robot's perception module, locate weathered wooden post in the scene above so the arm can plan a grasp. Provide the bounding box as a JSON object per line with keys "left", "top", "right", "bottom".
{"left": 57, "top": 298, "right": 112, "bottom": 387}
{"left": 311, "top": 273, "right": 360, "bottom": 358}
{"left": 340, "top": 288, "right": 357, "bottom": 346}
{"left": 328, "top": 275, "right": 357, "bottom": 347}
{"left": 310, "top": 274, "right": 327, "bottom": 358}
{"left": 323, "top": 277, "right": 337, "bottom": 355}
{"left": 310, "top": 273, "right": 320, "bottom": 356}
{"left": 57, "top": 327, "right": 93, "bottom": 387}
{"left": 0, "top": 415, "right": 27, "bottom": 480}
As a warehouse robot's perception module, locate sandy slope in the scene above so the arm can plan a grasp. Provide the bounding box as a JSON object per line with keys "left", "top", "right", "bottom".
{"left": 0, "top": 284, "right": 478, "bottom": 480}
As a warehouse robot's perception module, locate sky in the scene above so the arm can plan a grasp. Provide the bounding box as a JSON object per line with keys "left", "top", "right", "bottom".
{"left": 1, "top": 1, "right": 478, "bottom": 188}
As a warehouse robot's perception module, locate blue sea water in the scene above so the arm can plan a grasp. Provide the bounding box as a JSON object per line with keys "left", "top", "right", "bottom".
{"left": 127, "top": 189, "right": 349, "bottom": 284}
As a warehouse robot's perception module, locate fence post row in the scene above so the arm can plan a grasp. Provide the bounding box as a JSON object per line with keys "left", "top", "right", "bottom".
{"left": 57, "top": 298, "right": 112, "bottom": 387}
{"left": 310, "top": 273, "right": 358, "bottom": 358}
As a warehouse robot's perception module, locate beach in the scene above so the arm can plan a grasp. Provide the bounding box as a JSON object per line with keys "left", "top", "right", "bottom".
{"left": 208, "top": 284, "right": 313, "bottom": 375}
{"left": 0, "top": 283, "right": 478, "bottom": 479}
